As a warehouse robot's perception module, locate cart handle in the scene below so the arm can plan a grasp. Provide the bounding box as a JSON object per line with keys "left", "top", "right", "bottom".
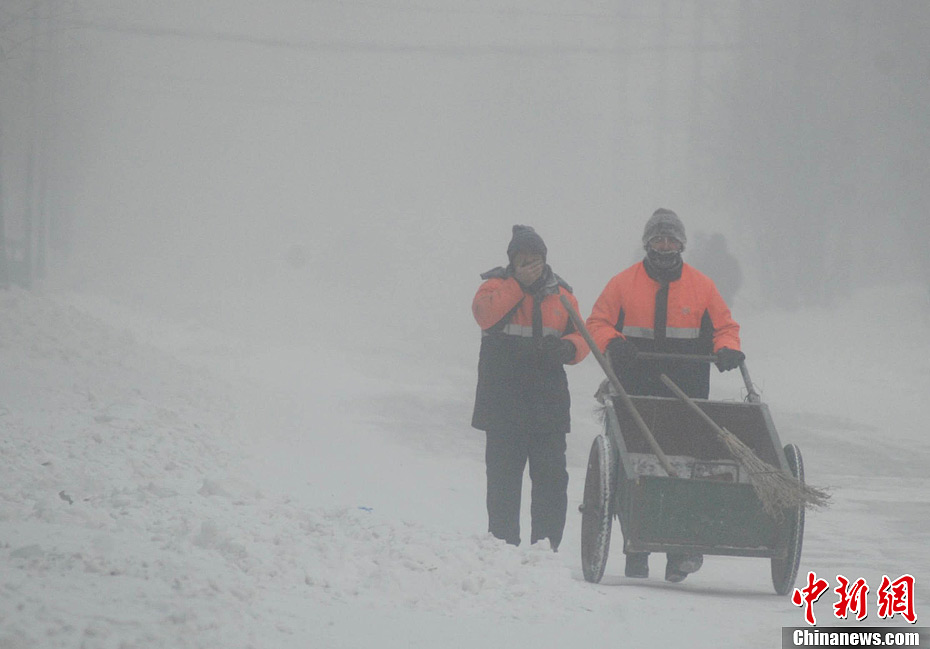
{"left": 633, "top": 353, "right": 762, "bottom": 404}
{"left": 635, "top": 352, "right": 717, "bottom": 363}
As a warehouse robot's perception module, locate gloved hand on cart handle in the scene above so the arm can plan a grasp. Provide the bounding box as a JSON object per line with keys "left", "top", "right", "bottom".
{"left": 715, "top": 348, "right": 745, "bottom": 372}
{"left": 607, "top": 336, "right": 638, "bottom": 368}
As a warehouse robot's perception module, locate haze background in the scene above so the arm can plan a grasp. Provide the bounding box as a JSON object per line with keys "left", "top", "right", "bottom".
{"left": 3, "top": 1, "right": 929, "bottom": 340}
{"left": 1, "top": 2, "right": 930, "bottom": 647}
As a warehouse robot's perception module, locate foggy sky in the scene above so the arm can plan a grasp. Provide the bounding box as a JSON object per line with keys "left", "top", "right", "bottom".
{"left": 2, "top": 1, "right": 928, "bottom": 356}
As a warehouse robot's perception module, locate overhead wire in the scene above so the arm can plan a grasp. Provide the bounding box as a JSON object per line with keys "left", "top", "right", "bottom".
{"left": 55, "top": 17, "right": 744, "bottom": 57}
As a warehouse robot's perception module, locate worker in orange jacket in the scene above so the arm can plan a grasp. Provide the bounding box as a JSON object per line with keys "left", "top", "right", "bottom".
{"left": 586, "top": 208, "right": 744, "bottom": 581}
{"left": 472, "top": 225, "right": 589, "bottom": 550}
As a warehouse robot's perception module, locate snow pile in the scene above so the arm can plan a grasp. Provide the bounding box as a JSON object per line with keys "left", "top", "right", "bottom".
{"left": 0, "top": 288, "right": 579, "bottom": 649}
{"left": 0, "top": 288, "right": 242, "bottom": 647}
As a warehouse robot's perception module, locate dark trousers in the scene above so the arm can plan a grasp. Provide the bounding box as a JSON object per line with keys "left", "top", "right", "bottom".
{"left": 485, "top": 428, "right": 568, "bottom": 549}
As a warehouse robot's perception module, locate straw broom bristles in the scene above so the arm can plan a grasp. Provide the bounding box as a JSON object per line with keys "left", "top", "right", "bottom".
{"left": 658, "top": 374, "right": 831, "bottom": 518}
{"left": 716, "top": 424, "right": 831, "bottom": 518}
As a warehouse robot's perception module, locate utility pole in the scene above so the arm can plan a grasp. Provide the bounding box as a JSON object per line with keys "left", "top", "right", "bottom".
{"left": 0, "top": 111, "right": 7, "bottom": 287}
{"left": 34, "top": 0, "right": 55, "bottom": 280}
{"left": 688, "top": 0, "right": 705, "bottom": 194}
{"left": 21, "top": 3, "right": 40, "bottom": 288}
{"left": 654, "top": 0, "right": 670, "bottom": 189}
{"left": 45, "top": 0, "right": 68, "bottom": 260}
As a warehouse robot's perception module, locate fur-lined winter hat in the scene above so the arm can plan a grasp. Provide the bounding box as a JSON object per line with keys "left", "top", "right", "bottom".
{"left": 642, "top": 208, "right": 687, "bottom": 249}
{"left": 507, "top": 225, "right": 547, "bottom": 262}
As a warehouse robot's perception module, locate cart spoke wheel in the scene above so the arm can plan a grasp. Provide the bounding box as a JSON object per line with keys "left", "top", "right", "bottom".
{"left": 581, "top": 435, "right": 616, "bottom": 583}
{"left": 771, "top": 443, "right": 805, "bottom": 596}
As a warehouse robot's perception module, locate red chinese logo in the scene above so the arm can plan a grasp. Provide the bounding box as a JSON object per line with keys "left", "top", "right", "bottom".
{"left": 833, "top": 576, "right": 869, "bottom": 621}
{"left": 877, "top": 574, "right": 916, "bottom": 624}
{"left": 792, "top": 571, "right": 830, "bottom": 625}
{"left": 792, "top": 572, "right": 918, "bottom": 626}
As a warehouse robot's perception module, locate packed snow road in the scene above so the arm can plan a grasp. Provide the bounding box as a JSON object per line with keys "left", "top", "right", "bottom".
{"left": 1, "top": 286, "right": 927, "bottom": 648}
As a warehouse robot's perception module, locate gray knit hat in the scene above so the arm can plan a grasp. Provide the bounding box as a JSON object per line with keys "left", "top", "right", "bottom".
{"left": 642, "top": 208, "right": 687, "bottom": 249}
{"left": 507, "top": 225, "right": 547, "bottom": 262}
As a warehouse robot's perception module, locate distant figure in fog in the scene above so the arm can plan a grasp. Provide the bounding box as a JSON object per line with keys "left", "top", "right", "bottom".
{"left": 471, "top": 225, "right": 589, "bottom": 551}
{"left": 690, "top": 232, "right": 742, "bottom": 306}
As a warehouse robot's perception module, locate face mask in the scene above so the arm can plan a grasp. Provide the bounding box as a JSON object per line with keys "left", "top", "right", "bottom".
{"left": 646, "top": 247, "right": 682, "bottom": 270}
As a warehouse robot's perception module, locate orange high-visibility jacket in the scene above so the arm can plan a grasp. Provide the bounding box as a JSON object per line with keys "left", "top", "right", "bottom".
{"left": 471, "top": 270, "right": 589, "bottom": 434}
{"left": 586, "top": 261, "right": 740, "bottom": 398}
{"left": 472, "top": 276, "right": 588, "bottom": 365}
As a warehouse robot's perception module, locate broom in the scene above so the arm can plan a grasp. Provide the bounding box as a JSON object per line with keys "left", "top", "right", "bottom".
{"left": 557, "top": 295, "right": 829, "bottom": 517}
{"left": 658, "top": 373, "right": 831, "bottom": 517}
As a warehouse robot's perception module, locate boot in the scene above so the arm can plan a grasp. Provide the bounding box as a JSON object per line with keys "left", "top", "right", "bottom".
{"left": 624, "top": 552, "right": 649, "bottom": 578}
{"left": 665, "top": 553, "right": 703, "bottom": 583}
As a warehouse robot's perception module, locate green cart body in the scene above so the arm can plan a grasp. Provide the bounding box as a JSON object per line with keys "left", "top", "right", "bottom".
{"left": 608, "top": 395, "right": 785, "bottom": 556}
{"left": 580, "top": 358, "right": 805, "bottom": 594}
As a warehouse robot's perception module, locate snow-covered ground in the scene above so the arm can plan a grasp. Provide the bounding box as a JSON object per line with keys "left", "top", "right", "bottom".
{"left": 1, "top": 283, "right": 928, "bottom": 648}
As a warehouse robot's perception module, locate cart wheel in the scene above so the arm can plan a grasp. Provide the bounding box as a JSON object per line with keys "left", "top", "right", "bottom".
{"left": 581, "top": 434, "right": 616, "bottom": 583}
{"left": 771, "top": 443, "right": 805, "bottom": 596}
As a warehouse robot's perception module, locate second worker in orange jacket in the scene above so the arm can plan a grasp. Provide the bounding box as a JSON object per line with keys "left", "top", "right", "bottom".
{"left": 587, "top": 208, "right": 743, "bottom": 400}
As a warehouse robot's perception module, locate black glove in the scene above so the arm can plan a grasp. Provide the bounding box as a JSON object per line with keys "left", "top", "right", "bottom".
{"left": 540, "top": 336, "right": 576, "bottom": 365}
{"left": 715, "top": 347, "right": 745, "bottom": 372}
{"left": 606, "top": 337, "right": 638, "bottom": 368}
